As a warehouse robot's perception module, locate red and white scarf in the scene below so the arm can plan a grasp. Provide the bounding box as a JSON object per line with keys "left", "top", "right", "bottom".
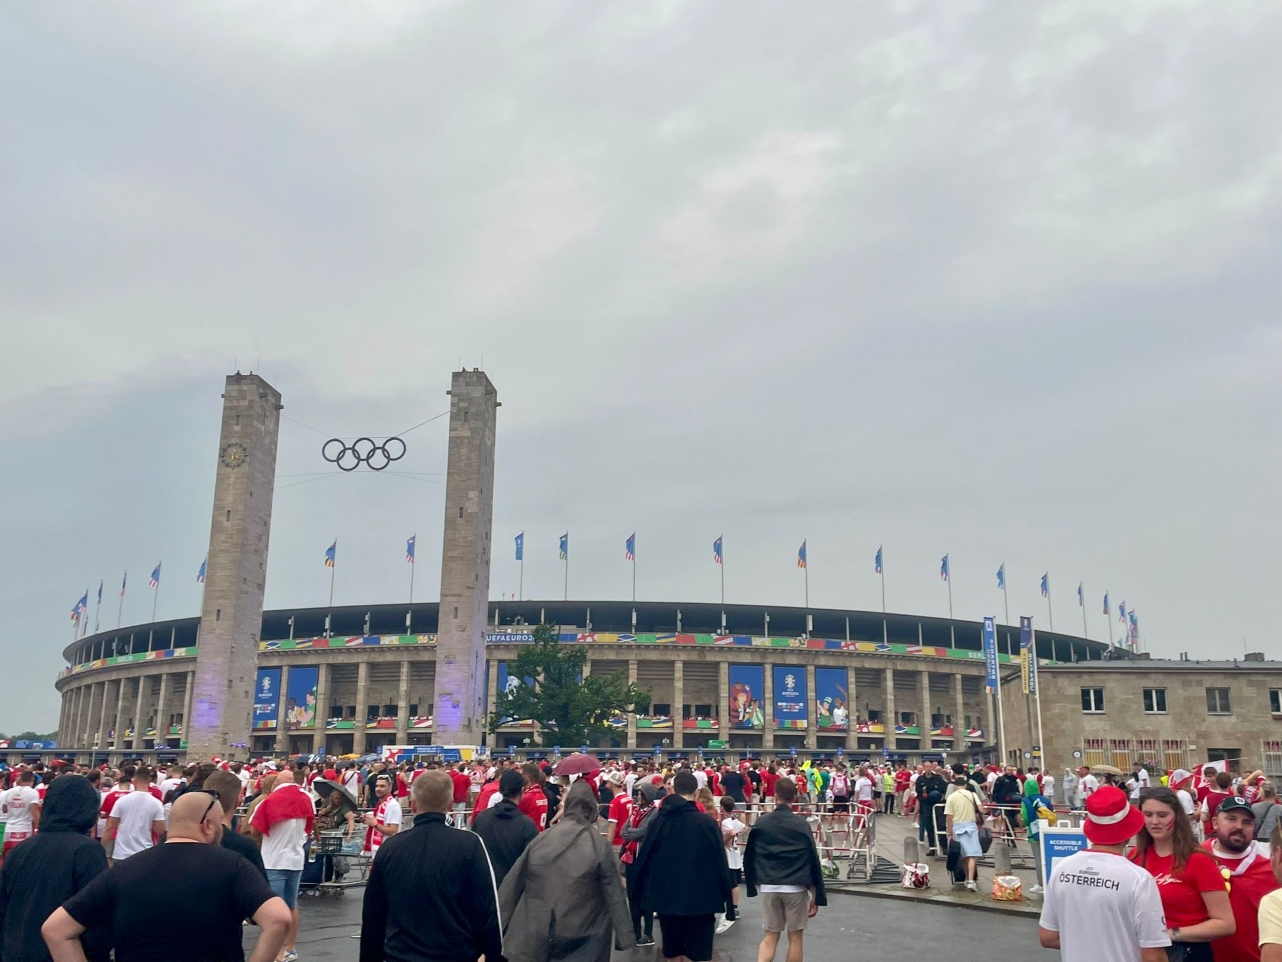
{"left": 249, "top": 782, "right": 315, "bottom": 836}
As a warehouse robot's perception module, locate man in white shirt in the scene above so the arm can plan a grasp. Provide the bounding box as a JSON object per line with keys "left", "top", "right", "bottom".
{"left": 1039, "top": 785, "right": 1168, "bottom": 962}
{"left": 363, "top": 774, "right": 403, "bottom": 860}
{"left": 0, "top": 771, "right": 42, "bottom": 856}
{"left": 250, "top": 766, "right": 314, "bottom": 962}
{"left": 105, "top": 766, "right": 165, "bottom": 862}
{"left": 1076, "top": 766, "right": 1100, "bottom": 806}
{"left": 1130, "top": 764, "right": 1151, "bottom": 801}
{"left": 1041, "top": 771, "right": 1057, "bottom": 806}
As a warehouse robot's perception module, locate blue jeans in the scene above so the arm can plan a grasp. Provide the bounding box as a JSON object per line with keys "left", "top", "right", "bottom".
{"left": 267, "top": 869, "right": 302, "bottom": 909}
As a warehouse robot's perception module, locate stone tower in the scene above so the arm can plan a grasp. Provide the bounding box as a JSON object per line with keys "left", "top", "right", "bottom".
{"left": 434, "top": 370, "right": 499, "bottom": 744}
{"left": 187, "top": 373, "right": 282, "bottom": 760}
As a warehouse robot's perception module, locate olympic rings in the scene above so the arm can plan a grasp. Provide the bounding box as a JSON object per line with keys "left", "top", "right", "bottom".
{"left": 321, "top": 436, "right": 407, "bottom": 471}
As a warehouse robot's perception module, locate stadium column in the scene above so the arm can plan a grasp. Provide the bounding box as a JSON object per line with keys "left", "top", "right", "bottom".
{"left": 189, "top": 373, "right": 282, "bottom": 762}
{"left": 132, "top": 676, "right": 147, "bottom": 750}
{"left": 112, "top": 679, "right": 128, "bottom": 750}
{"left": 56, "top": 692, "right": 67, "bottom": 749}
{"left": 672, "top": 661, "right": 683, "bottom": 751}
{"left": 627, "top": 660, "right": 638, "bottom": 750}
{"left": 311, "top": 663, "right": 330, "bottom": 754}
{"left": 805, "top": 665, "right": 817, "bottom": 750}
{"left": 717, "top": 662, "right": 730, "bottom": 746}
{"left": 274, "top": 665, "right": 291, "bottom": 755}
{"left": 883, "top": 669, "right": 895, "bottom": 754}
{"left": 85, "top": 683, "right": 100, "bottom": 747}
{"left": 485, "top": 658, "right": 498, "bottom": 747}
{"left": 763, "top": 666, "right": 775, "bottom": 751}
{"left": 154, "top": 673, "right": 170, "bottom": 749}
{"left": 181, "top": 670, "right": 195, "bottom": 747}
{"left": 434, "top": 370, "right": 499, "bottom": 745}
{"left": 844, "top": 671, "right": 857, "bottom": 753}
{"left": 95, "top": 681, "right": 112, "bottom": 751}
{"left": 920, "top": 671, "right": 931, "bottom": 749}
{"left": 953, "top": 675, "right": 965, "bottom": 753}
{"left": 395, "top": 661, "right": 410, "bottom": 743}
{"left": 353, "top": 661, "right": 370, "bottom": 756}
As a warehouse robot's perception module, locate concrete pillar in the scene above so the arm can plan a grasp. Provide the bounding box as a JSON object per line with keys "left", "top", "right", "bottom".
{"left": 92, "top": 682, "right": 107, "bottom": 747}
{"left": 954, "top": 674, "right": 966, "bottom": 754}
{"left": 672, "top": 661, "right": 684, "bottom": 750}
{"left": 718, "top": 661, "right": 730, "bottom": 745}
{"left": 396, "top": 661, "right": 411, "bottom": 742}
{"left": 883, "top": 669, "right": 895, "bottom": 753}
{"left": 274, "top": 665, "right": 292, "bottom": 755}
{"left": 154, "top": 673, "right": 171, "bottom": 748}
{"left": 627, "top": 660, "right": 638, "bottom": 750}
{"left": 113, "top": 679, "right": 131, "bottom": 751}
{"left": 56, "top": 693, "right": 68, "bottom": 748}
{"left": 486, "top": 659, "right": 499, "bottom": 751}
{"left": 132, "top": 676, "right": 147, "bottom": 750}
{"left": 846, "top": 669, "right": 857, "bottom": 753}
{"left": 95, "top": 681, "right": 113, "bottom": 749}
{"left": 312, "top": 663, "right": 331, "bottom": 753}
{"left": 805, "top": 665, "right": 817, "bottom": 750}
{"left": 181, "top": 670, "right": 195, "bottom": 748}
{"left": 920, "top": 671, "right": 931, "bottom": 747}
{"left": 763, "top": 665, "right": 775, "bottom": 751}
{"left": 353, "top": 661, "right": 370, "bottom": 755}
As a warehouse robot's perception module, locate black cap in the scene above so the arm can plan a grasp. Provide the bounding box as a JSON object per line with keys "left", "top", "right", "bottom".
{"left": 1218, "top": 796, "right": 1255, "bottom": 817}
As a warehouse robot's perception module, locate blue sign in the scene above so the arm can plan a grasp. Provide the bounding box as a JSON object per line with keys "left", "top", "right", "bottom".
{"left": 789, "top": 746, "right": 797, "bottom": 758}
{"left": 882, "top": 748, "right": 891, "bottom": 758}
{"left": 1040, "top": 826, "right": 1089, "bottom": 887}
{"left": 982, "top": 617, "right": 999, "bottom": 694}
{"left": 552, "top": 745, "right": 560, "bottom": 755}
{"left": 253, "top": 668, "right": 282, "bottom": 731}
{"left": 653, "top": 744, "right": 662, "bottom": 755}
{"left": 836, "top": 747, "right": 843, "bottom": 758}
{"left": 285, "top": 666, "right": 319, "bottom": 730}
{"left": 580, "top": 745, "right": 588, "bottom": 754}
{"left": 1020, "top": 616, "right": 1038, "bottom": 696}
{"left": 773, "top": 666, "right": 808, "bottom": 730}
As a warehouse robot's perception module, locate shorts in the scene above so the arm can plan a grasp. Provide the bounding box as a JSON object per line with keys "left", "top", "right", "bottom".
{"left": 267, "top": 869, "right": 302, "bottom": 909}
{"left": 729, "top": 867, "right": 744, "bottom": 885}
{"left": 658, "top": 913, "right": 715, "bottom": 962}
{"left": 762, "top": 890, "right": 811, "bottom": 933}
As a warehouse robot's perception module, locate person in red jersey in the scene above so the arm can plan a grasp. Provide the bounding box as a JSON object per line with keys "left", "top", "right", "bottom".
{"left": 1202, "top": 796, "right": 1279, "bottom": 962}
{"left": 518, "top": 762, "right": 550, "bottom": 832}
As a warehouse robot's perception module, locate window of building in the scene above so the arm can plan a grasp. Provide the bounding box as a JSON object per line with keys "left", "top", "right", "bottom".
{"left": 1206, "top": 688, "right": 1232, "bottom": 714}
{"left": 1081, "top": 687, "right": 1105, "bottom": 713}
{"left": 1271, "top": 690, "right": 1282, "bottom": 715}
{"left": 1083, "top": 737, "right": 1107, "bottom": 769}
{"left": 1143, "top": 688, "right": 1167, "bottom": 713}
{"left": 695, "top": 703, "right": 713, "bottom": 718}
{"left": 652, "top": 703, "right": 671, "bottom": 718}
{"left": 1162, "top": 739, "right": 1189, "bottom": 773}
{"left": 898, "top": 711, "right": 916, "bottom": 727}
{"left": 1264, "top": 742, "right": 1282, "bottom": 780}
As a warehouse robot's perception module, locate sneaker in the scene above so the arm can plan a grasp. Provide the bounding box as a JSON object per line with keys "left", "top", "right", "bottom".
{"left": 715, "top": 920, "right": 732, "bottom": 935}
{"left": 1031, "top": 884, "right": 1044, "bottom": 895}
{"left": 964, "top": 881, "right": 978, "bottom": 892}
{"left": 637, "top": 936, "right": 655, "bottom": 947}
{"left": 283, "top": 952, "right": 299, "bottom": 962}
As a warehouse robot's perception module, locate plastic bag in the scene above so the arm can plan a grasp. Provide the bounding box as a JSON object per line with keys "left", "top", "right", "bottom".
{"left": 992, "top": 874, "right": 1024, "bottom": 901}
{"left": 902, "top": 862, "right": 930, "bottom": 889}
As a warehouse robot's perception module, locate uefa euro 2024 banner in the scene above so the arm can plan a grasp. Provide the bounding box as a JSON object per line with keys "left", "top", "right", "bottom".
{"left": 815, "top": 667, "right": 849, "bottom": 731}
{"left": 253, "top": 668, "right": 281, "bottom": 731}
{"left": 285, "top": 666, "right": 319, "bottom": 730}
{"left": 773, "top": 666, "right": 807, "bottom": 730}
{"left": 728, "top": 664, "right": 764, "bottom": 729}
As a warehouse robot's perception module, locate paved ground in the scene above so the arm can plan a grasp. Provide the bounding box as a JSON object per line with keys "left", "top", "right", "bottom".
{"left": 255, "top": 879, "right": 1056, "bottom": 961}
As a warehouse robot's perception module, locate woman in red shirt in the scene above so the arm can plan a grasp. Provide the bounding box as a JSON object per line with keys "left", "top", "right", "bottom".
{"left": 1130, "top": 787, "right": 1235, "bottom": 961}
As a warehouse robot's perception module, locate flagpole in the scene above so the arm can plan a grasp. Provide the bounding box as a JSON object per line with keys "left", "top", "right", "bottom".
{"left": 995, "top": 659, "right": 1008, "bottom": 765}
{"left": 632, "top": 553, "right": 636, "bottom": 605}
{"left": 720, "top": 548, "right": 725, "bottom": 607}
{"left": 1107, "top": 605, "right": 1115, "bottom": 647}
{"left": 1046, "top": 591, "right": 1054, "bottom": 631}
{"left": 1033, "top": 626, "right": 1046, "bottom": 770}
{"left": 1002, "top": 584, "right": 1009, "bottom": 626}
{"left": 152, "top": 567, "right": 160, "bottom": 623}
{"left": 519, "top": 557, "right": 524, "bottom": 602}
{"left": 880, "top": 567, "right": 887, "bottom": 645}
{"left": 94, "top": 589, "right": 100, "bottom": 633}
{"left": 947, "top": 574, "right": 953, "bottom": 618}
{"left": 563, "top": 532, "right": 569, "bottom": 602}
{"left": 409, "top": 551, "right": 415, "bottom": 604}
{"left": 329, "top": 539, "right": 337, "bottom": 607}
{"left": 117, "top": 572, "right": 125, "bottom": 628}
{"left": 1080, "top": 584, "right": 1089, "bottom": 639}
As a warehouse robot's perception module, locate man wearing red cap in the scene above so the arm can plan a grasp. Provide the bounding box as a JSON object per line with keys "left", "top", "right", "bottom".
{"left": 1039, "top": 785, "right": 1170, "bottom": 962}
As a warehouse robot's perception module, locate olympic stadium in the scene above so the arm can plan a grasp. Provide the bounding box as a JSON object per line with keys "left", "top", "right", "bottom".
{"left": 50, "top": 598, "right": 1126, "bottom": 765}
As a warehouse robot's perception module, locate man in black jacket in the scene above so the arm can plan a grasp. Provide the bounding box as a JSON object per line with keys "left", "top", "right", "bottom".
{"left": 914, "top": 761, "right": 949, "bottom": 856}
{"left": 360, "top": 770, "right": 502, "bottom": 962}
{"left": 630, "top": 771, "right": 734, "bottom": 962}
{"left": 473, "top": 769, "right": 538, "bottom": 885}
{"left": 0, "top": 774, "right": 109, "bottom": 962}
{"left": 744, "top": 776, "right": 827, "bottom": 962}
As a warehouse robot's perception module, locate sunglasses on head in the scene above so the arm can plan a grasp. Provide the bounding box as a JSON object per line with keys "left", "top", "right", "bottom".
{"left": 194, "top": 789, "right": 220, "bottom": 822}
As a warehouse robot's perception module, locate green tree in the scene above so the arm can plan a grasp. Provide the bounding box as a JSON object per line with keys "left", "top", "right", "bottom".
{"left": 488, "top": 623, "right": 648, "bottom": 748}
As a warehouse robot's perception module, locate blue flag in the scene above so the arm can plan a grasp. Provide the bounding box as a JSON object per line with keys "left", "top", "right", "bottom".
{"left": 713, "top": 536, "right": 723, "bottom": 564}
{"left": 324, "top": 541, "right": 336, "bottom": 568}
{"left": 874, "top": 546, "right": 883, "bottom": 574}
{"left": 796, "top": 541, "right": 807, "bottom": 569}
{"left": 405, "top": 536, "right": 416, "bottom": 564}
{"left": 149, "top": 563, "right": 161, "bottom": 587}
{"left": 515, "top": 532, "right": 524, "bottom": 561}
{"left": 996, "top": 563, "right": 1005, "bottom": 590}
{"left": 1103, "top": 592, "right": 1110, "bottom": 615}
{"left": 559, "top": 533, "right": 568, "bottom": 560}
{"left": 940, "top": 555, "right": 950, "bottom": 582}
{"left": 1077, "top": 581, "right": 1083, "bottom": 606}
{"left": 625, "top": 533, "right": 635, "bottom": 561}
{"left": 96, "top": 580, "right": 103, "bottom": 604}
{"left": 1040, "top": 572, "right": 1049, "bottom": 598}
{"left": 197, "top": 559, "right": 207, "bottom": 583}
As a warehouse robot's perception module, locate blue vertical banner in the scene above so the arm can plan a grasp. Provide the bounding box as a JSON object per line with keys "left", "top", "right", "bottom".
{"left": 253, "top": 668, "right": 282, "bottom": 731}
{"left": 285, "top": 666, "right": 319, "bottom": 730}
{"left": 982, "top": 617, "right": 999, "bottom": 695}
{"left": 815, "top": 668, "right": 849, "bottom": 731}
{"left": 1020, "top": 616, "right": 1037, "bottom": 696}
{"left": 773, "top": 666, "right": 807, "bottom": 730}
{"left": 728, "top": 665, "right": 764, "bottom": 729}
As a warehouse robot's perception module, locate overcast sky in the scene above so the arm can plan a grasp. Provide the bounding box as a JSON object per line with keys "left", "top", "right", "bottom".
{"left": 2, "top": 2, "right": 1280, "bottom": 732}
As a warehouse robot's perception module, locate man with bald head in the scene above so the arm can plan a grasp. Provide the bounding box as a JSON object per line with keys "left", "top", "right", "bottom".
{"left": 43, "top": 791, "right": 290, "bottom": 962}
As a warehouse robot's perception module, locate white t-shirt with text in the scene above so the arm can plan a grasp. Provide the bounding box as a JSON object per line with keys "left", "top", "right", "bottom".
{"left": 1, "top": 786, "right": 41, "bottom": 836}
{"left": 1039, "top": 849, "right": 1169, "bottom": 962}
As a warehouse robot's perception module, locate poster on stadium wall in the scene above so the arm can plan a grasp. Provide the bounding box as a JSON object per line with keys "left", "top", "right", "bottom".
{"left": 773, "top": 666, "right": 807, "bottom": 730}
{"left": 284, "top": 666, "right": 319, "bottom": 730}
{"left": 496, "top": 662, "right": 537, "bottom": 725}
{"left": 253, "top": 668, "right": 281, "bottom": 731}
{"left": 728, "top": 664, "right": 764, "bottom": 729}
{"left": 815, "top": 667, "right": 849, "bottom": 731}
{"left": 982, "top": 618, "right": 999, "bottom": 695}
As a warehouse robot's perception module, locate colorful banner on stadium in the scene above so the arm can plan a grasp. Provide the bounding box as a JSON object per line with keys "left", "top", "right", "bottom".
{"left": 1020, "top": 616, "right": 1037, "bottom": 696}
{"left": 773, "top": 666, "right": 807, "bottom": 730}
{"left": 728, "top": 665, "right": 764, "bottom": 729}
{"left": 253, "top": 668, "right": 281, "bottom": 731}
{"left": 815, "top": 667, "right": 849, "bottom": 731}
{"left": 983, "top": 617, "right": 999, "bottom": 694}
{"left": 496, "top": 662, "right": 538, "bottom": 725}
{"left": 284, "top": 666, "right": 319, "bottom": 730}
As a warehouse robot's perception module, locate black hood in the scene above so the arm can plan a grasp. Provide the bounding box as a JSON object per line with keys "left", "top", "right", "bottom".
{"left": 491, "top": 799, "right": 524, "bottom": 819}
{"left": 657, "top": 795, "right": 698, "bottom": 820}
{"left": 39, "top": 775, "right": 100, "bottom": 834}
